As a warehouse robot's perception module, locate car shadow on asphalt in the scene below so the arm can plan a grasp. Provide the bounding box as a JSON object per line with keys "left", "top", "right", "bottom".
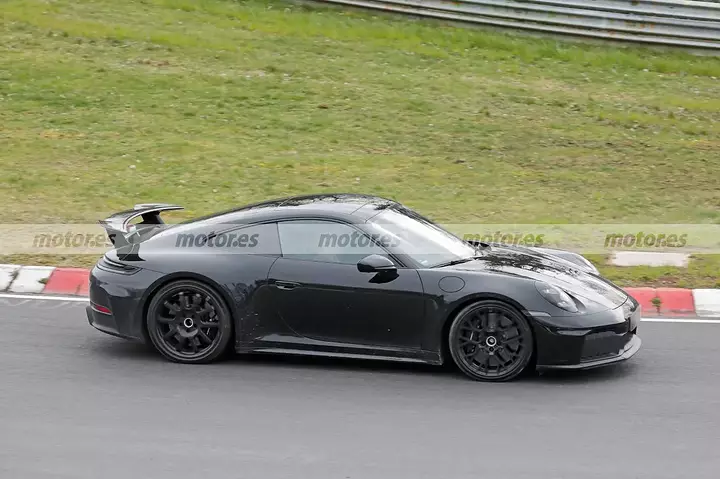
{"left": 88, "top": 336, "right": 638, "bottom": 384}
{"left": 231, "top": 351, "right": 447, "bottom": 376}
{"left": 529, "top": 362, "right": 638, "bottom": 384}
{"left": 85, "top": 336, "right": 158, "bottom": 360}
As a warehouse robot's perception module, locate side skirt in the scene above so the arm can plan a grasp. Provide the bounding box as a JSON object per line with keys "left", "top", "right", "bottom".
{"left": 236, "top": 341, "right": 443, "bottom": 365}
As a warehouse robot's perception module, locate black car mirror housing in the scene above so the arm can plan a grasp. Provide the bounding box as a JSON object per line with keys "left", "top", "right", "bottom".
{"left": 357, "top": 254, "right": 396, "bottom": 273}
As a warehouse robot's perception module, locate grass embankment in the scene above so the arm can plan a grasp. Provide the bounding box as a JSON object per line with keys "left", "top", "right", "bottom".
{"left": 587, "top": 255, "right": 720, "bottom": 289}
{"left": 1, "top": 0, "right": 718, "bottom": 286}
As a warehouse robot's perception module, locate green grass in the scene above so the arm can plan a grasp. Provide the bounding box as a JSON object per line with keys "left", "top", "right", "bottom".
{"left": 1, "top": 0, "right": 719, "bottom": 285}
{"left": 587, "top": 255, "right": 720, "bottom": 289}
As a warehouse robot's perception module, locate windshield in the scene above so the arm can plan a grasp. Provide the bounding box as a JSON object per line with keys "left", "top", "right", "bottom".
{"left": 367, "top": 207, "right": 477, "bottom": 268}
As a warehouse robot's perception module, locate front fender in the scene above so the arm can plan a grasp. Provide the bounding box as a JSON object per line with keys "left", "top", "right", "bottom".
{"left": 418, "top": 270, "right": 540, "bottom": 356}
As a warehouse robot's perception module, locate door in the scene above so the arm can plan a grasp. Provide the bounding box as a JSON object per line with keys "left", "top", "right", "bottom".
{"left": 268, "top": 220, "right": 426, "bottom": 349}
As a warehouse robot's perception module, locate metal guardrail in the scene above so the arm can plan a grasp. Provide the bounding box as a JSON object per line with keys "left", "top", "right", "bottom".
{"left": 316, "top": 0, "right": 720, "bottom": 49}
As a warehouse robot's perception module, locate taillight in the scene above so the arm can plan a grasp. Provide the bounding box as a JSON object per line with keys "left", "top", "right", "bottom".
{"left": 90, "top": 302, "right": 112, "bottom": 315}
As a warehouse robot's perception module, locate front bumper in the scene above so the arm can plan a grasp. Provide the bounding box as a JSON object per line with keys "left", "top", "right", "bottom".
{"left": 532, "top": 297, "right": 642, "bottom": 370}
{"left": 538, "top": 334, "right": 641, "bottom": 370}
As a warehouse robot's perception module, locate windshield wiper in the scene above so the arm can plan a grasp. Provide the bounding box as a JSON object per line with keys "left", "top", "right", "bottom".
{"left": 431, "top": 256, "right": 482, "bottom": 268}
{"left": 467, "top": 240, "right": 492, "bottom": 254}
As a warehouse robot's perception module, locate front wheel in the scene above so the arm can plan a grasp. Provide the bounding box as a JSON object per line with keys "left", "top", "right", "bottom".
{"left": 448, "top": 300, "right": 534, "bottom": 382}
{"left": 146, "top": 280, "right": 233, "bottom": 363}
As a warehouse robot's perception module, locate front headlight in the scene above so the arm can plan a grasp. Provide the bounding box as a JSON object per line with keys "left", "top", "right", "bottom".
{"left": 535, "top": 282, "right": 579, "bottom": 313}
{"left": 621, "top": 298, "right": 636, "bottom": 319}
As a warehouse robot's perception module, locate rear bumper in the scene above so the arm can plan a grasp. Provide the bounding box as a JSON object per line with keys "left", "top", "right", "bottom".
{"left": 87, "top": 263, "right": 164, "bottom": 343}
{"left": 86, "top": 304, "right": 135, "bottom": 340}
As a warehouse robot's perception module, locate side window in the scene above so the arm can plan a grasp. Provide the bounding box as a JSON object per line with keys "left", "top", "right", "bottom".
{"left": 230, "top": 222, "right": 281, "bottom": 256}
{"left": 171, "top": 222, "right": 281, "bottom": 256}
{"left": 278, "top": 220, "right": 387, "bottom": 265}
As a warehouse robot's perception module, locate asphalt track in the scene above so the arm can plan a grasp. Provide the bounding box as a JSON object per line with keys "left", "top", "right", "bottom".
{"left": 1, "top": 296, "right": 719, "bottom": 479}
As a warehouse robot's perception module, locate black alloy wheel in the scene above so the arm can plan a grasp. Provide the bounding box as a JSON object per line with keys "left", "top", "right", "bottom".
{"left": 147, "top": 280, "right": 232, "bottom": 363}
{"left": 449, "top": 300, "right": 534, "bottom": 381}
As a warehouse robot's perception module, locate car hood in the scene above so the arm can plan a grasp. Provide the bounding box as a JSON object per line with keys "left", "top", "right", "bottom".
{"left": 441, "top": 246, "right": 627, "bottom": 309}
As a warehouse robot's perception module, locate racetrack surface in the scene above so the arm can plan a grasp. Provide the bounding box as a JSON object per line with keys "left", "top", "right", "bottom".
{"left": 1, "top": 297, "right": 718, "bottom": 479}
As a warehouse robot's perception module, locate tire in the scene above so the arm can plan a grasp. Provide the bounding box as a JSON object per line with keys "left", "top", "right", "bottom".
{"left": 448, "top": 300, "right": 534, "bottom": 382}
{"left": 146, "top": 279, "right": 233, "bottom": 363}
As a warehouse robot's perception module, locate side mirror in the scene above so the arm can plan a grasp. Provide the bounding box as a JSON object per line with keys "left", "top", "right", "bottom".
{"left": 357, "top": 254, "right": 396, "bottom": 273}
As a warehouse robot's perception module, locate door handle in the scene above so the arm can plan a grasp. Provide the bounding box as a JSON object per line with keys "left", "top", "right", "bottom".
{"left": 274, "top": 281, "right": 300, "bottom": 290}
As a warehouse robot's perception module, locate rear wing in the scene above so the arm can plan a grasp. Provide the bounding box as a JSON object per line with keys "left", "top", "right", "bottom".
{"left": 98, "top": 203, "right": 183, "bottom": 248}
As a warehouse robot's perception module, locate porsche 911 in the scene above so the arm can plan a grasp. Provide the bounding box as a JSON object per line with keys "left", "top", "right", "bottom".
{"left": 88, "top": 194, "right": 641, "bottom": 381}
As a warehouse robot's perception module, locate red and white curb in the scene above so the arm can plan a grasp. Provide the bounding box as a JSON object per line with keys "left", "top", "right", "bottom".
{"left": 1, "top": 264, "right": 89, "bottom": 296}
{"left": 0, "top": 264, "right": 719, "bottom": 318}
{"left": 624, "top": 288, "right": 720, "bottom": 318}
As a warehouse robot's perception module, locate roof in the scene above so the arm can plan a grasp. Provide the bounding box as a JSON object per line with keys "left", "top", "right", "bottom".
{"left": 189, "top": 193, "right": 399, "bottom": 225}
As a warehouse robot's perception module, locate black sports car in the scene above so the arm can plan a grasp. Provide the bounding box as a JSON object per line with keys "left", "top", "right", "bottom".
{"left": 88, "top": 194, "right": 641, "bottom": 381}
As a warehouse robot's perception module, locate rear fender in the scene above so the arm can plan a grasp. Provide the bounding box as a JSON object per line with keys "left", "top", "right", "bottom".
{"left": 135, "top": 271, "right": 239, "bottom": 342}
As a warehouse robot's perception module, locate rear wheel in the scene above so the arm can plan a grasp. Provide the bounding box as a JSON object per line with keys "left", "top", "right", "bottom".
{"left": 146, "top": 280, "right": 232, "bottom": 363}
{"left": 448, "top": 300, "right": 534, "bottom": 381}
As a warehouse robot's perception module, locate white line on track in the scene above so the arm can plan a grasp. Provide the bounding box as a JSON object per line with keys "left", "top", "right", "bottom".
{"left": 0, "top": 293, "right": 719, "bottom": 322}
{"left": 0, "top": 293, "right": 89, "bottom": 302}
{"left": 641, "top": 317, "right": 720, "bottom": 324}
